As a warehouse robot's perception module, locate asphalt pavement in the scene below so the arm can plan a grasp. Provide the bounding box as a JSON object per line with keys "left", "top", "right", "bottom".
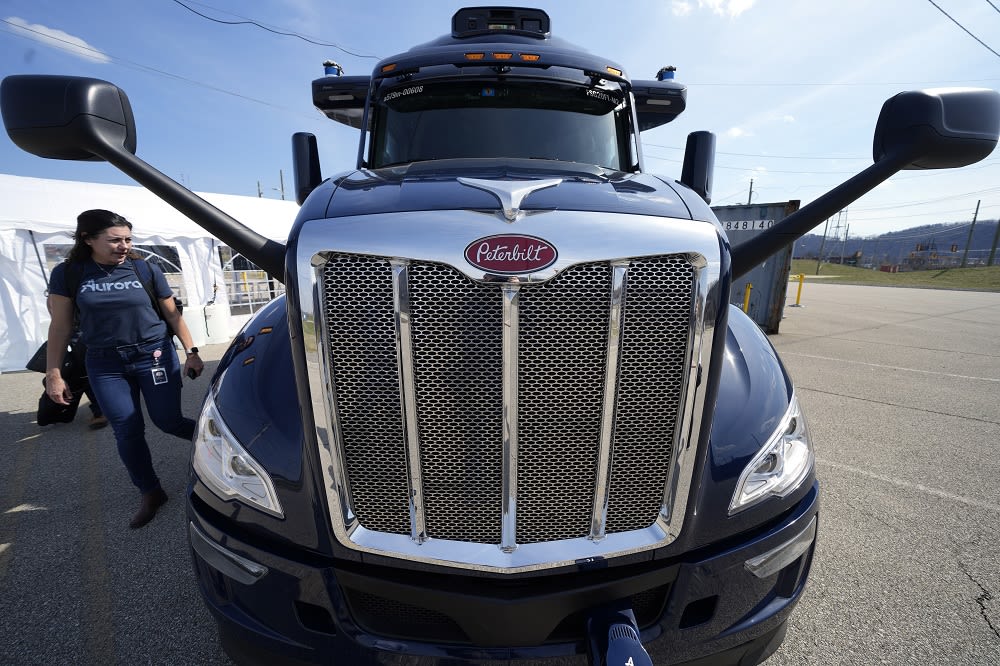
{"left": 767, "top": 282, "right": 1000, "bottom": 665}
{"left": 0, "top": 343, "right": 231, "bottom": 665}
{"left": 1, "top": 283, "right": 998, "bottom": 665}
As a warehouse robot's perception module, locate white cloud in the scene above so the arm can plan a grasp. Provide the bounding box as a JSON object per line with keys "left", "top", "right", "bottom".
{"left": 672, "top": 1, "right": 693, "bottom": 17}
{"left": 699, "top": 0, "right": 756, "bottom": 18}
{"left": 783, "top": 115, "right": 796, "bottom": 123}
{"left": 726, "top": 127, "right": 753, "bottom": 138}
{"left": 4, "top": 17, "right": 110, "bottom": 64}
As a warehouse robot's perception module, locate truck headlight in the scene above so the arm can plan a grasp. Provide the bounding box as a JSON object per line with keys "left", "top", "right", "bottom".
{"left": 729, "top": 394, "right": 813, "bottom": 514}
{"left": 192, "top": 395, "right": 284, "bottom": 518}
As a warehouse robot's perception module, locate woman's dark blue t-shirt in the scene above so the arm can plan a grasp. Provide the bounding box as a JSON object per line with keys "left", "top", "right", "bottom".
{"left": 49, "top": 259, "right": 173, "bottom": 349}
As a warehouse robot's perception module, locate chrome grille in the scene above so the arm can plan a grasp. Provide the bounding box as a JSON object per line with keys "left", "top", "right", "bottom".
{"left": 321, "top": 253, "right": 695, "bottom": 547}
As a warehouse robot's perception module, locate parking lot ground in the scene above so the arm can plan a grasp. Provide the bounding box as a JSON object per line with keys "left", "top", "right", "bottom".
{"left": 1, "top": 283, "right": 998, "bottom": 664}
{"left": 0, "top": 343, "right": 232, "bottom": 665}
{"left": 767, "top": 283, "right": 1000, "bottom": 665}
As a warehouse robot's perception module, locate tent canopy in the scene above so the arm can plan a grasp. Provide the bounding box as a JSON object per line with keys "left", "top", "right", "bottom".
{"left": 0, "top": 173, "right": 297, "bottom": 239}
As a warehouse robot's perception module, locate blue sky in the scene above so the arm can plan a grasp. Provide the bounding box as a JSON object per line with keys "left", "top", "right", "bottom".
{"left": 2, "top": 0, "right": 999, "bottom": 237}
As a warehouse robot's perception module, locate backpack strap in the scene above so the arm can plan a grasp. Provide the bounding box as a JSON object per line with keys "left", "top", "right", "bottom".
{"left": 131, "top": 258, "right": 166, "bottom": 321}
{"left": 131, "top": 258, "right": 178, "bottom": 340}
{"left": 63, "top": 260, "right": 85, "bottom": 324}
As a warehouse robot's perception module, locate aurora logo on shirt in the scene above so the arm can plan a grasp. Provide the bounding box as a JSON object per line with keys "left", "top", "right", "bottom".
{"left": 79, "top": 279, "right": 144, "bottom": 293}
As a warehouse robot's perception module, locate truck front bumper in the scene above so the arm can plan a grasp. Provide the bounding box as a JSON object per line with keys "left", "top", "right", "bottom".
{"left": 187, "top": 482, "right": 818, "bottom": 666}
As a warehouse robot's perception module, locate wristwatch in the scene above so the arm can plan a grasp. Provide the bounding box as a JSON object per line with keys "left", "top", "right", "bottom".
{"left": 185, "top": 347, "right": 199, "bottom": 356}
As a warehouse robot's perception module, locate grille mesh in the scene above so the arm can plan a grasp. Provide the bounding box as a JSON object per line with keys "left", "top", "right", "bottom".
{"left": 322, "top": 253, "right": 694, "bottom": 546}
{"left": 410, "top": 263, "right": 504, "bottom": 543}
{"left": 607, "top": 256, "right": 694, "bottom": 532}
{"left": 322, "top": 255, "right": 409, "bottom": 534}
{"left": 517, "top": 263, "right": 610, "bottom": 543}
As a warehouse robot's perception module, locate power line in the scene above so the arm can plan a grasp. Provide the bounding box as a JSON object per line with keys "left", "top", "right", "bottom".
{"left": 0, "top": 20, "right": 321, "bottom": 122}
{"left": 644, "top": 143, "right": 1000, "bottom": 179}
{"left": 688, "top": 78, "right": 1000, "bottom": 87}
{"left": 859, "top": 222, "right": 978, "bottom": 240}
{"left": 646, "top": 144, "right": 1000, "bottom": 182}
{"left": 644, "top": 152, "right": 865, "bottom": 175}
{"left": 924, "top": 0, "right": 1000, "bottom": 59}
{"left": 987, "top": 0, "right": 1000, "bottom": 14}
{"left": 644, "top": 142, "right": 867, "bottom": 161}
{"left": 848, "top": 206, "right": 997, "bottom": 223}
{"left": 848, "top": 186, "right": 1000, "bottom": 213}
{"left": 169, "top": 0, "right": 379, "bottom": 59}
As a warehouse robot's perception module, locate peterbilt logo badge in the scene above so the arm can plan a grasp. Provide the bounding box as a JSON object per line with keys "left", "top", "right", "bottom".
{"left": 465, "top": 235, "right": 557, "bottom": 274}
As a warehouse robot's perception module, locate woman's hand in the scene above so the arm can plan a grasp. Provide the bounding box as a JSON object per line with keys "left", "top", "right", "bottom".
{"left": 183, "top": 353, "right": 205, "bottom": 379}
{"left": 160, "top": 295, "right": 204, "bottom": 379}
{"left": 45, "top": 374, "right": 72, "bottom": 405}
{"left": 45, "top": 294, "right": 75, "bottom": 406}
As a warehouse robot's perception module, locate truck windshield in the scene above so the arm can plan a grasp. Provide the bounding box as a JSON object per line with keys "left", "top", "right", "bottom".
{"left": 369, "top": 79, "right": 632, "bottom": 171}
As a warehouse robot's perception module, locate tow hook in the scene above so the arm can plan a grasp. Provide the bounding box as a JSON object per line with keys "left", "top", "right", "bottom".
{"left": 586, "top": 605, "right": 653, "bottom": 666}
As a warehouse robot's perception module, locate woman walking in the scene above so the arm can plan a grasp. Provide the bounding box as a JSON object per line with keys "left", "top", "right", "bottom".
{"left": 45, "top": 209, "right": 204, "bottom": 528}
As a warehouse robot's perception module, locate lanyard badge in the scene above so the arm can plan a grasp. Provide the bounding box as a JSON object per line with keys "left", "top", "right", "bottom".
{"left": 150, "top": 349, "right": 168, "bottom": 384}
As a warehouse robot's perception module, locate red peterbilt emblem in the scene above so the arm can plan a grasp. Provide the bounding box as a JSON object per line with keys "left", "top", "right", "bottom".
{"left": 465, "top": 235, "right": 557, "bottom": 274}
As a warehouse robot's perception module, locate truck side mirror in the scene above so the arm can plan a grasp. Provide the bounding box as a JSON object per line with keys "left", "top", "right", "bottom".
{"left": 1, "top": 74, "right": 136, "bottom": 161}
{"left": 292, "top": 132, "right": 322, "bottom": 205}
{"left": 873, "top": 88, "right": 999, "bottom": 169}
{"left": 680, "top": 131, "right": 715, "bottom": 204}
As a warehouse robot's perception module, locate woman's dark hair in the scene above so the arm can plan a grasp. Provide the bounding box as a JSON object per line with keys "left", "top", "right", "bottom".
{"left": 66, "top": 209, "right": 140, "bottom": 262}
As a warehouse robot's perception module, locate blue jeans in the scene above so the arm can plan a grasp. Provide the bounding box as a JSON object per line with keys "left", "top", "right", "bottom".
{"left": 86, "top": 337, "right": 196, "bottom": 494}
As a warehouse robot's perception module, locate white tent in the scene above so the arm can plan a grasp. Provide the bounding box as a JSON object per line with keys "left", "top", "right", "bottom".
{"left": 0, "top": 173, "right": 299, "bottom": 373}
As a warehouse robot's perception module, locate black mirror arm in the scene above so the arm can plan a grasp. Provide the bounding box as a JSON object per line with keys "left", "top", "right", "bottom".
{"left": 88, "top": 142, "right": 287, "bottom": 283}
{"left": 730, "top": 146, "right": 919, "bottom": 279}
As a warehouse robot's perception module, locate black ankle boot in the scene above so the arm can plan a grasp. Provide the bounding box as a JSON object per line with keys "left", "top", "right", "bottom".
{"left": 129, "top": 488, "right": 168, "bottom": 529}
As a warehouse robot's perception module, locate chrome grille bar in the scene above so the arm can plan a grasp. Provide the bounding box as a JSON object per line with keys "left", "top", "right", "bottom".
{"left": 500, "top": 283, "right": 521, "bottom": 553}
{"left": 590, "top": 261, "right": 629, "bottom": 541}
{"left": 392, "top": 260, "right": 427, "bottom": 543}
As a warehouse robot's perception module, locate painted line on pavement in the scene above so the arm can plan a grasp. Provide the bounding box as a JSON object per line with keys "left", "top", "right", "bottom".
{"left": 782, "top": 351, "right": 1000, "bottom": 383}
{"left": 817, "top": 458, "right": 1000, "bottom": 514}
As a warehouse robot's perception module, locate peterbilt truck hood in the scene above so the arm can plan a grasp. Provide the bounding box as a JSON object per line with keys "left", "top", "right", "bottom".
{"left": 308, "top": 160, "right": 715, "bottom": 222}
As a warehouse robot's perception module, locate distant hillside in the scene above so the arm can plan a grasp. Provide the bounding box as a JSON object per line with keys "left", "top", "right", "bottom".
{"left": 793, "top": 219, "right": 1000, "bottom": 267}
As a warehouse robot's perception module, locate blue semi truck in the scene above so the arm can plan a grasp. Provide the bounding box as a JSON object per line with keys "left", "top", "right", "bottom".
{"left": 3, "top": 7, "right": 998, "bottom": 665}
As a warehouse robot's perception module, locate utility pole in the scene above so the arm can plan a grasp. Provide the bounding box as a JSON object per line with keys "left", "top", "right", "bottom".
{"left": 871, "top": 237, "right": 880, "bottom": 269}
{"left": 747, "top": 178, "right": 754, "bottom": 205}
{"left": 989, "top": 218, "right": 1000, "bottom": 267}
{"left": 257, "top": 181, "right": 263, "bottom": 198}
{"left": 960, "top": 200, "right": 980, "bottom": 268}
{"left": 840, "top": 224, "right": 850, "bottom": 265}
{"left": 815, "top": 216, "right": 831, "bottom": 275}
{"left": 830, "top": 210, "right": 845, "bottom": 259}
{"left": 266, "top": 171, "right": 287, "bottom": 200}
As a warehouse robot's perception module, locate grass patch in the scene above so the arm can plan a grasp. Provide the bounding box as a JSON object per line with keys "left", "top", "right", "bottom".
{"left": 789, "top": 260, "right": 1000, "bottom": 292}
